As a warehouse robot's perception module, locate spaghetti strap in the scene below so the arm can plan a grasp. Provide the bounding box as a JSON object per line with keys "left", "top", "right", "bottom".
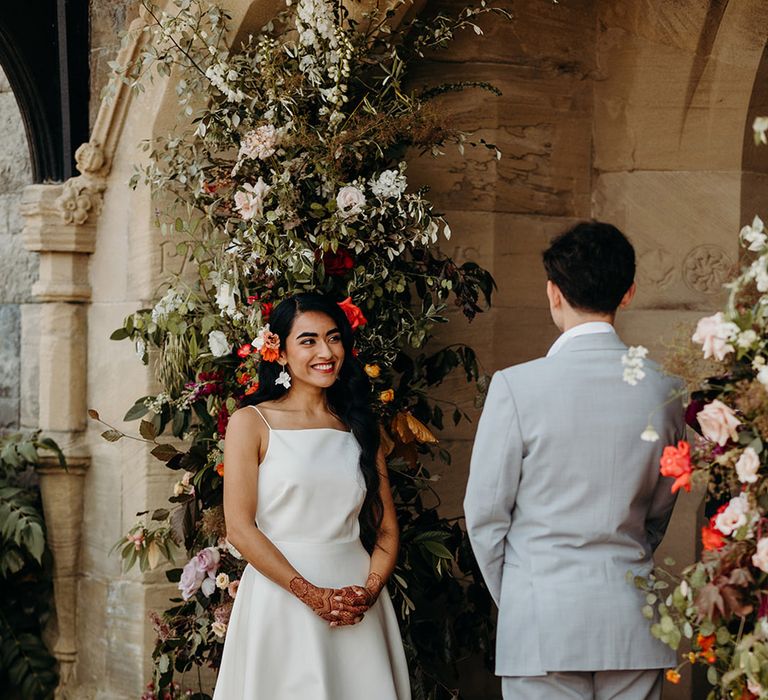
{"left": 248, "top": 405, "right": 271, "bottom": 430}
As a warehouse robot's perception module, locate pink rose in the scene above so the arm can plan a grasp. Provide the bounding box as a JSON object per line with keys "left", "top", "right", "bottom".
{"left": 691, "top": 312, "right": 738, "bottom": 361}
{"left": 194, "top": 547, "right": 221, "bottom": 575}
{"left": 179, "top": 558, "right": 206, "bottom": 600}
{"left": 696, "top": 399, "right": 740, "bottom": 446}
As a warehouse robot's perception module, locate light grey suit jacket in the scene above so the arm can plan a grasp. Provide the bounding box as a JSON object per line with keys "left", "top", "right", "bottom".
{"left": 464, "top": 332, "right": 685, "bottom": 677}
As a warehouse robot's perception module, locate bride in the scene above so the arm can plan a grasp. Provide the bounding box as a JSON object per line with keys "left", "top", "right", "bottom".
{"left": 213, "top": 292, "right": 411, "bottom": 699}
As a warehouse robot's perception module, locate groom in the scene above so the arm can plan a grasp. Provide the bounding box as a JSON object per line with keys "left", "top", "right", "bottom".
{"left": 464, "top": 222, "right": 685, "bottom": 700}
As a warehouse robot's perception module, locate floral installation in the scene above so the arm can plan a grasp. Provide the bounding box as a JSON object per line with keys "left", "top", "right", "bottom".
{"left": 627, "top": 120, "right": 768, "bottom": 698}
{"left": 100, "top": 0, "right": 509, "bottom": 697}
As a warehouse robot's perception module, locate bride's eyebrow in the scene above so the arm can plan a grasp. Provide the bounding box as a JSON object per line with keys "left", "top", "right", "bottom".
{"left": 295, "top": 328, "right": 340, "bottom": 339}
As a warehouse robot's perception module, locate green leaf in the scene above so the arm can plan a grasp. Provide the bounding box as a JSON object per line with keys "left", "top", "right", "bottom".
{"left": 110, "top": 327, "right": 130, "bottom": 341}
{"left": 421, "top": 541, "right": 452, "bottom": 559}
{"left": 124, "top": 400, "right": 150, "bottom": 422}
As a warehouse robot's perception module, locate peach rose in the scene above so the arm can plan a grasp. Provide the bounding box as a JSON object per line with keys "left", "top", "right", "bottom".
{"left": 696, "top": 400, "right": 740, "bottom": 446}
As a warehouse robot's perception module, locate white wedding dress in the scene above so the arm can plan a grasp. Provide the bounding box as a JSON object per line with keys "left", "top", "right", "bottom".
{"left": 212, "top": 406, "right": 411, "bottom": 699}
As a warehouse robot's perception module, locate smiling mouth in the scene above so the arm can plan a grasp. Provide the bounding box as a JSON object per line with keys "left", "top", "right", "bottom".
{"left": 311, "top": 362, "right": 335, "bottom": 373}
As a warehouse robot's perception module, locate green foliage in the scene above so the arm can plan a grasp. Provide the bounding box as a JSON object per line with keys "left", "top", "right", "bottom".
{"left": 0, "top": 433, "right": 62, "bottom": 700}
{"left": 105, "top": 0, "right": 511, "bottom": 696}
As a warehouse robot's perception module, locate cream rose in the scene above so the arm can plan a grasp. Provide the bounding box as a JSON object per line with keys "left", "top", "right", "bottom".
{"left": 735, "top": 447, "right": 761, "bottom": 484}
{"left": 752, "top": 537, "right": 768, "bottom": 573}
{"left": 233, "top": 177, "right": 270, "bottom": 220}
{"left": 714, "top": 493, "right": 750, "bottom": 536}
{"left": 336, "top": 185, "right": 366, "bottom": 219}
{"left": 697, "top": 399, "right": 741, "bottom": 446}
{"left": 691, "top": 312, "right": 739, "bottom": 361}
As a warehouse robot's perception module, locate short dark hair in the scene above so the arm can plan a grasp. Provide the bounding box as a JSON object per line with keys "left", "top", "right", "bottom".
{"left": 542, "top": 221, "right": 635, "bottom": 314}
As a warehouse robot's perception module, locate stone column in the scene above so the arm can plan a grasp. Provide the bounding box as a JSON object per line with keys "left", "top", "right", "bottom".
{"left": 21, "top": 148, "right": 103, "bottom": 696}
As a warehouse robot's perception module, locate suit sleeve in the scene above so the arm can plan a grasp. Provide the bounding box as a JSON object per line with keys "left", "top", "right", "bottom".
{"left": 645, "top": 388, "right": 686, "bottom": 551}
{"left": 463, "top": 371, "right": 523, "bottom": 606}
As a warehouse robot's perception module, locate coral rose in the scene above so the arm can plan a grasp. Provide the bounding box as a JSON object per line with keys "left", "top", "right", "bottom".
{"left": 659, "top": 441, "right": 692, "bottom": 493}
{"left": 701, "top": 524, "right": 725, "bottom": 551}
{"left": 696, "top": 400, "right": 741, "bottom": 446}
{"left": 338, "top": 297, "right": 368, "bottom": 330}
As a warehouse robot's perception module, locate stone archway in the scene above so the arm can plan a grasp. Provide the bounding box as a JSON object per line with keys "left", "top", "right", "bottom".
{"left": 18, "top": 1, "right": 768, "bottom": 697}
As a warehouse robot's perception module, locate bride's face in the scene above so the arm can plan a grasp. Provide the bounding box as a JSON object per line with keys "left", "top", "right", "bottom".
{"left": 280, "top": 311, "right": 345, "bottom": 389}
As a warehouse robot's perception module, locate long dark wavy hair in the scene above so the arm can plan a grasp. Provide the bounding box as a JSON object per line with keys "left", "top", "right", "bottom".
{"left": 242, "top": 293, "right": 383, "bottom": 551}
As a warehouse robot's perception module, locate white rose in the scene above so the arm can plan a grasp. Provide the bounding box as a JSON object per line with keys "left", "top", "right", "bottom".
{"left": 173, "top": 481, "right": 184, "bottom": 497}
{"left": 208, "top": 330, "right": 231, "bottom": 357}
{"left": 215, "top": 572, "right": 230, "bottom": 589}
{"left": 752, "top": 537, "right": 768, "bottom": 573}
{"left": 735, "top": 447, "right": 761, "bottom": 484}
{"left": 758, "top": 365, "right": 768, "bottom": 389}
{"left": 691, "top": 312, "right": 739, "bottom": 361}
{"left": 697, "top": 399, "right": 741, "bottom": 446}
{"left": 336, "top": 185, "right": 366, "bottom": 219}
{"left": 211, "top": 621, "right": 228, "bottom": 638}
{"left": 714, "top": 493, "right": 750, "bottom": 536}
{"left": 233, "top": 177, "right": 271, "bottom": 221}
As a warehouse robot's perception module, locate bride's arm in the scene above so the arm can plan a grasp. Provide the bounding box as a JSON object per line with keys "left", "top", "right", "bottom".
{"left": 362, "top": 448, "right": 400, "bottom": 600}
{"left": 223, "top": 408, "right": 367, "bottom": 623}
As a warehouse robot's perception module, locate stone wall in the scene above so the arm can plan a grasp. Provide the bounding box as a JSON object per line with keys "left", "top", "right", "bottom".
{"left": 0, "top": 66, "right": 37, "bottom": 431}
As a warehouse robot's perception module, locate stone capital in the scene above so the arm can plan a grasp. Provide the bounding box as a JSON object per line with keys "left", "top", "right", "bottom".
{"left": 22, "top": 184, "right": 97, "bottom": 254}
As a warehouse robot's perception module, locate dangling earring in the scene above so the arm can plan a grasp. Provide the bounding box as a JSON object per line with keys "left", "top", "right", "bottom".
{"left": 275, "top": 363, "right": 291, "bottom": 389}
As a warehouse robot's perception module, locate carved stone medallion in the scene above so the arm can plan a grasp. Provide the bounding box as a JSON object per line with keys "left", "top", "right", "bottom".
{"left": 637, "top": 248, "right": 675, "bottom": 289}
{"left": 682, "top": 244, "right": 733, "bottom": 295}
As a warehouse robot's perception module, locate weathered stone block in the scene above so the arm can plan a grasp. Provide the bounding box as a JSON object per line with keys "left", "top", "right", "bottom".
{"left": 0, "top": 304, "right": 20, "bottom": 429}
{"left": 594, "top": 170, "right": 740, "bottom": 311}
{"left": 20, "top": 303, "right": 39, "bottom": 429}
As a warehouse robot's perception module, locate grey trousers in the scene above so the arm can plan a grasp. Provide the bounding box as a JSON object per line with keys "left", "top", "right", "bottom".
{"left": 502, "top": 669, "right": 663, "bottom": 700}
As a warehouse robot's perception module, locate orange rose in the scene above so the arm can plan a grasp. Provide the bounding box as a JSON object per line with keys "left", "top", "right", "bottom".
{"left": 260, "top": 346, "right": 280, "bottom": 362}
{"left": 665, "top": 670, "right": 681, "bottom": 684}
{"left": 237, "top": 373, "right": 251, "bottom": 385}
{"left": 245, "top": 382, "right": 259, "bottom": 395}
{"left": 215, "top": 462, "right": 224, "bottom": 477}
{"left": 379, "top": 389, "right": 395, "bottom": 403}
{"left": 338, "top": 297, "right": 368, "bottom": 330}
{"left": 701, "top": 525, "right": 725, "bottom": 551}
{"left": 659, "top": 440, "right": 692, "bottom": 493}
{"left": 364, "top": 364, "right": 381, "bottom": 378}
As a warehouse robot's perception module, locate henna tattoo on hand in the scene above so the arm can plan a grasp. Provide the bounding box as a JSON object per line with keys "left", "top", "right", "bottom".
{"left": 289, "top": 576, "right": 334, "bottom": 620}
{"left": 364, "top": 572, "right": 384, "bottom": 603}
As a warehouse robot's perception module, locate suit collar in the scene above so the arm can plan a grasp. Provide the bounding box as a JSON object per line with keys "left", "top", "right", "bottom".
{"left": 555, "top": 331, "right": 627, "bottom": 354}
{"left": 546, "top": 322, "right": 617, "bottom": 357}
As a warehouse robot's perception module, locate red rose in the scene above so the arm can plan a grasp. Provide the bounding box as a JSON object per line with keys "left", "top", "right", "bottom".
{"left": 237, "top": 344, "right": 252, "bottom": 358}
{"left": 217, "top": 405, "right": 230, "bottom": 438}
{"left": 323, "top": 248, "right": 355, "bottom": 276}
{"left": 659, "top": 440, "right": 692, "bottom": 493}
{"left": 261, "top": 302, "right": 273, "bottom": 320}
{"left": 338, "top": 297, "right": 367, "bottom": 330}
